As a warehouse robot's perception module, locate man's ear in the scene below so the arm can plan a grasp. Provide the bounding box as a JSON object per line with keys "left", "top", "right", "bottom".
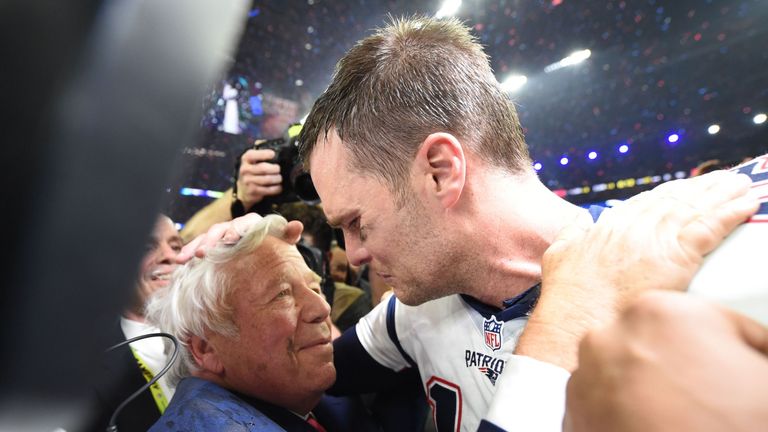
{"left": 188, "top": 334, "right": 224, "bottom": 375}
{"left": 414, "top": 132, "right": 466, "bottom": 209}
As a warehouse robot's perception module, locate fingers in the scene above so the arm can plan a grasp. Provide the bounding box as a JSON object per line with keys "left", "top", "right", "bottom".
{"left": 239, "top": 150, "right": 281, "bottom": 185}
{"left": 543, "top": 219, "right": 591, "bottom": 266}
{"left": 677, "top": 192, "right": 759, "bottom": 256}
{"left": 176, "top": 234, "right": 204, "bottom": 263}
{"left": 241, "top": 149, "right": 277, "bottom": 165}
{"left": 176, "top": 215, "right": 266, "bottom": 262}
{"left": 284, "top": 220, "right": 304, "bottom": 245}
{"left": 599, "top": 171, "right": 755, "bottom": 258}
{"left": 238, "top": 150, "right": 283, "bottom": 204}
{"left": 720, "top": 306, "right": 768, "bottom": 356}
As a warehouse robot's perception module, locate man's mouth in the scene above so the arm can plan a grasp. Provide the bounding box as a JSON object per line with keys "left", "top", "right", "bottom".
{"left": 150, "top": 270, "right": 171, "bottom": 281}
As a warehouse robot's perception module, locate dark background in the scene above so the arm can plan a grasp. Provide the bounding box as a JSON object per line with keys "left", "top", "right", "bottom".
{"left": 165, "top": 0, "right": 768, "bottom": 224}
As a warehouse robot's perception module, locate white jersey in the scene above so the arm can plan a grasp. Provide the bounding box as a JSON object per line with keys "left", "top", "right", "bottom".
{"left": 483, "top": 154, "right": 768, "bottom": 432}
{"left": 689, "top": 154, "right": 768, "bottom": 325}
{"left": 356, "top": 289, "right": 538, "bottom": 432}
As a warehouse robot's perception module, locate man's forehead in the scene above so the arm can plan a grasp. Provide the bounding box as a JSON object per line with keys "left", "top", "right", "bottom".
{"left": 309, "top": 131, "right": 357, "bottom": 227}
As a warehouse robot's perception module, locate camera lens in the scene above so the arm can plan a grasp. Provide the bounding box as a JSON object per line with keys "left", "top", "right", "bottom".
{"left": 292, "top": 171, "right": 320, "bottom": 204}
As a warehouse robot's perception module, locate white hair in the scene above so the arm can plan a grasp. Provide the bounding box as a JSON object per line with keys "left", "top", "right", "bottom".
{"left": 145, "top": 214, "right": 289, "bottom": 385}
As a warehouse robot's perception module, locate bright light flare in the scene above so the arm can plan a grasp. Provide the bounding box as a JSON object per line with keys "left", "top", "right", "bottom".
{"left": 667, "top": 133, "right": 679, "bottom": 143}
{"left": 587, "top": 151, "right": 598, "bottom": 160}
{"left": 754, "top": 113, "right": 767, "bottom": 124}
{"left": 560, "top": 156, "right": 569, "bottom": 166}
{"left": 501, "top": 74, "right": 527, "bottom": 93}
{"left": 544, "top": 49, "right": 592, "bottom": 73}
{"left": 707, "top": 124, "right": 720, "bottom": 135}
{"left": 435, "top": 0, "right": 461, "bottom": 18}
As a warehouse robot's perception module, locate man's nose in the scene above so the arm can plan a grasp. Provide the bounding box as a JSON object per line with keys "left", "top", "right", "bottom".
{"left": 300, "top": 285, "right": 332, "bottom": 323}
{"left": 344, "top": 234, "right": 372, "bottom": 267}
{"left": 157, "top": 242, "right": 178, "bottom": 263}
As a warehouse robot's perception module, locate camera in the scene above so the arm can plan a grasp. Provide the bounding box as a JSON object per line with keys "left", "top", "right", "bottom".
{"left": 231, "top": 123, "right": 319, "bottom": 217}
{"left": 256, "top": 123, "right": 319, "bottom": 205}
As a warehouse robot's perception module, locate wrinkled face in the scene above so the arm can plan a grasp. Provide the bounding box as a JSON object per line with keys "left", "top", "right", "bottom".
{"left": 139, "top": 216, "right": 182, "bottom": 297}
{"left": 211, "top": 236, "right": 335, "bottom": 413}
{"left": 309, "top": 129, "right": 456, "bottom": 305}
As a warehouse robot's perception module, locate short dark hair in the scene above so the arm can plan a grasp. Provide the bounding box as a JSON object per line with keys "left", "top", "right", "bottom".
{"left": 299, "top": 16, "right": 531, "bottom": 195}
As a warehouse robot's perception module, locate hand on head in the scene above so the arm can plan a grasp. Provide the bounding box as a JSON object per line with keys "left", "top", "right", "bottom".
{"left": 176, "top": 213, "right": 304, "bottom": 263}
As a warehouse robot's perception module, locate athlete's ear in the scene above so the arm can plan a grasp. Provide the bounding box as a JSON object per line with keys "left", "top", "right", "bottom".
{"left": 413, "top": 132, "right": 466, "bottom": 209}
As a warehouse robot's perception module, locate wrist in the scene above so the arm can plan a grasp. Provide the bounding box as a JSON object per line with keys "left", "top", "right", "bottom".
{"left": 516, "top": 280, "right": 618, "bottom": 371}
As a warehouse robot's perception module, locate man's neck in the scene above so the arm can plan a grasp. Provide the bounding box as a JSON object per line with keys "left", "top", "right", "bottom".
{"left": 123, "top": 310, "right": 145, "bottom": 323}
{"left": 459, "top": 172, "right": 591, "bottom": 307}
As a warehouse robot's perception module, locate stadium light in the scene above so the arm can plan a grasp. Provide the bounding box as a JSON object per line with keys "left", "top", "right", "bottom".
{"left": 587, "top": 151, "right": 598, "bottom": 160}
{"left": 435, "top": 0, "right": 461, "bottom": 18}
{"left": 560, "top": 156, "right": 569, "bottom": 166}
{"left": 544, "top": 49, "right": 591, "bottom": 73}
{"left": 533, "top": 162, "right": 542, "bottom": 171}
{"left": 707, "top": 124, "right": 720, "bottom": 135}
{"left": 667, "top": 133, "right": 679, "bottom": 144}
{"left": 618, "top": 144, "right": 629, "bottom": 154}
{"left": 754, "top": 113, "right": 767, "bottom": 124}
{"left": 501, "top": 74, "right": 527, "bottom": 93}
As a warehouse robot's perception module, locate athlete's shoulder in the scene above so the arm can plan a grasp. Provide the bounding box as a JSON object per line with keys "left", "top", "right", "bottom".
{"left": 730, "top": 153, "right": 768, "bottom": 180}
{"left": 730, "top": 154, "right": 768, "bottom": 221}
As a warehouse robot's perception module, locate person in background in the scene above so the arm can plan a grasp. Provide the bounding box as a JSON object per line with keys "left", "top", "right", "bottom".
{"left": 146, "top": 214, "right": 376, "bottom": 432}
{"left": 180, "top": 146, "right": 282, "bottom": 243}
{"left": 178, "top": 16, "right": 762, "bottom": 432}
{"left": 87, "top": 215, "right": 182, "bottom": 432}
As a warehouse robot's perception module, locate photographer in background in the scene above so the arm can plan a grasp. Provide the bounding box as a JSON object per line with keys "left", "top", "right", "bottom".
{"left": 180, "top": 123, "right": 317, "bottom": 243}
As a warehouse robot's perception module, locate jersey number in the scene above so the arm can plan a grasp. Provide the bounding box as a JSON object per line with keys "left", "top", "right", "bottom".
{"left": 427, "top": 376, "right": 462, "bottom": 432}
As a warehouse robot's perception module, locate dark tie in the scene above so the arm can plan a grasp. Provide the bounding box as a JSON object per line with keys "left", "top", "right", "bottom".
{"left": 307, "top": 413, "right": 327, "bottom": 432}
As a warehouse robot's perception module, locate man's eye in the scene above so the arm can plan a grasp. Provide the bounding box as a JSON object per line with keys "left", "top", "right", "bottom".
{"left": 359, "top": 225, "right": 368, "bottom": 242}
{"left": 275, "top": 286, "right": 292, "bottom": 299}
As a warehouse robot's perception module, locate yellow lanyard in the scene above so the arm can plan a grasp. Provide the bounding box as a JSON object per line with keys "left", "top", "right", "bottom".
{"left": 130, "top": 347, "right": 169, "bottom": 413}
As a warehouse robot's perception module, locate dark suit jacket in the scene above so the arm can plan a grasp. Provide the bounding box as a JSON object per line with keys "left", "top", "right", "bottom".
{"left": 84, "top": 319, "right": 161, "bottom": 432}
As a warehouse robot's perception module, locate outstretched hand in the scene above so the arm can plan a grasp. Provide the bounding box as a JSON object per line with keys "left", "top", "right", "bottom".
{"left": 543, "top": 169, "right": 758, "bottom": 315}
{"left": 564, "top": 290, "right": 768, "bottom": 432}
{"left": 516, "top": 169, "right": 759, "bottom": 371}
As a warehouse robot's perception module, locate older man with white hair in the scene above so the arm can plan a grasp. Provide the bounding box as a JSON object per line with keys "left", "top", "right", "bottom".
{"left": 146, "top": 214, "right": 375, "bottom": 431}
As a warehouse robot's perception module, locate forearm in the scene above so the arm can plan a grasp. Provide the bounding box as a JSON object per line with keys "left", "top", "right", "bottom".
{"left": 179, "top": 188, "right": 236, "bottom": 243}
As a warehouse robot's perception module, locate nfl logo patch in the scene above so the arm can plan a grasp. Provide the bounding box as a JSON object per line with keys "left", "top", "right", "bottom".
{"left": 483, "top": 316, "right": 504, "bottom": 351}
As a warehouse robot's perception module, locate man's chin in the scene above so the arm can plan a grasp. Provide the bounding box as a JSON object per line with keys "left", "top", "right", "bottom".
{"left": 392, "top": 286, "right": 437, "bottom": 306}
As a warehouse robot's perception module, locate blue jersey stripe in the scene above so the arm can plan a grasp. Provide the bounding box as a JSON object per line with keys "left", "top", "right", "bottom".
{"left": 386, "top": 295, "right": 418, "bottom": 369}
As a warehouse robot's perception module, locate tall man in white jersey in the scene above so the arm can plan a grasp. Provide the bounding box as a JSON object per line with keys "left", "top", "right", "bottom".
{"left": 181, "top": 17, "right": 761, "bottom": 432}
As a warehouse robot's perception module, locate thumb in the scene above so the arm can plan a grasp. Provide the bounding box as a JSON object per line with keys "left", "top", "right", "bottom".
{"left": 720, "top": 306, "right": 768, "bottom": 356}
{"left": 284, "top": 220, "right": 304, "bottom": 245}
